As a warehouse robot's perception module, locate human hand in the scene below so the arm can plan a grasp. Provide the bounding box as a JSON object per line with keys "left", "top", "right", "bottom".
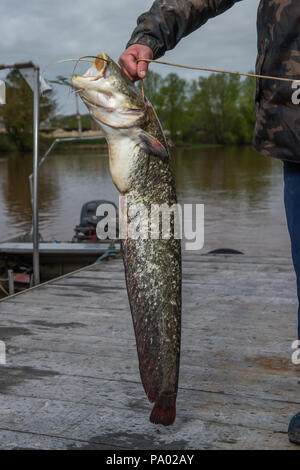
{"left": 118, "top": 44, "right": 153, "bottom": 82}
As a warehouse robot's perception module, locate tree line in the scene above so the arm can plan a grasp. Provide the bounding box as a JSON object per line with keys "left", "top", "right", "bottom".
{"left": 0, "top": 68, "right": 256, "bottom": 152}
{"left": 143, "top": 70, "right": 256, "bottom": 145}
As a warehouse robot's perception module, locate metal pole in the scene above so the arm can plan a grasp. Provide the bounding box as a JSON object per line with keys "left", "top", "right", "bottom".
{"left": 75, "top": 93, "right": 82, "bottom": 137}
{"left": 7, "top": 269, "right": 14, "bottom": 295}
{"left": 32, "top": 67, "right": 40, "bottom": 285}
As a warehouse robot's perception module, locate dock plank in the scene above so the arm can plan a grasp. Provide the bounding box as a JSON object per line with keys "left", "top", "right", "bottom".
{"left": 0, "top": 254, "right": 299, "bottom": 449}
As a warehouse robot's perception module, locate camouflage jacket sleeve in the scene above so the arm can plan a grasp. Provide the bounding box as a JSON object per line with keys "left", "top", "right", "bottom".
{"left": 126, "top": 0, "right": 239, "bottom": 58}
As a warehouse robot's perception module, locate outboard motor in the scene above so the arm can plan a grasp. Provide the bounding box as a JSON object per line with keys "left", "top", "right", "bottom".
{"left": 72, "top": 200, "right": 119, "bottom": 243}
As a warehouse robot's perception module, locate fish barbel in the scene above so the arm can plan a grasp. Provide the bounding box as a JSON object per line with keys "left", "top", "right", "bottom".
{"left": 71, "top": 53, "right": 181, "bottom": 426}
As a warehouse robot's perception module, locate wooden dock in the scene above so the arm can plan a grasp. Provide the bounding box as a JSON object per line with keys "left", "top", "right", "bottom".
{"left": 0, "top": 252, "right": 299, "bottom": 450}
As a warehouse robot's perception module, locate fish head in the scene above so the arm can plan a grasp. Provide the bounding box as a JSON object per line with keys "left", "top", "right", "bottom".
{"left": 70, "top": 53, "right": 145, "bottom": 129}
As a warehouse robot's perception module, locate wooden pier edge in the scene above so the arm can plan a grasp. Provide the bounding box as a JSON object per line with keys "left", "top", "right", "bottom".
{"left": 0, "top": 252, "right": 299, "bottom": 450}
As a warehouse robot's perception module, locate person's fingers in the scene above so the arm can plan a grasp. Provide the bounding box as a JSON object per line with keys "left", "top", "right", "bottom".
{"left": 118, "top": 53, "right": 137, "bottom": 81}
{"left": 119, "top": 45, "right": 153, "bottom": 82}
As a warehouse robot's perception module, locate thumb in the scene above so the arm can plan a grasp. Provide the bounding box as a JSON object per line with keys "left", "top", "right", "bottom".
{"left": 137, "top": 60, "right": 149, "bottom": 79}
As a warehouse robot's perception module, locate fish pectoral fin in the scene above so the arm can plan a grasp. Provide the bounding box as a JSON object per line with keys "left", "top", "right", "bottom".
{"left": 138, "top": 131, "right": 168, "bottom": 159}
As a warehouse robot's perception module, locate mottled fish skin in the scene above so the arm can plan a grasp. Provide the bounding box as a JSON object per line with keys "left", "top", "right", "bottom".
{"left": 71, "top": 53, "right": 181, "bottom": 426}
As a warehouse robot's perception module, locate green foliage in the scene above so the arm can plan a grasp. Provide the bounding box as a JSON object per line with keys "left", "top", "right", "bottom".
{"left": 143, "top": 70, "right": 256, "bottom": 145}
{"left": 238, "top": 76, "right": 256, "bottom": 143}
{"left": 144, "top": 71, "right": 191, "bottom": 143}
{"left": 143, "top": 70, "right": 164, "bottom": 108}
{"left": 192, "top": 74, "right": 242, "bottom": 144}
{"left": 0, "top": 69, "right": 56, "bottom": 152}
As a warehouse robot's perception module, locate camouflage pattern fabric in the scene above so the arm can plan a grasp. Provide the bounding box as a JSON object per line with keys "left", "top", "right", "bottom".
{"left": 127, "top": 0, "right": 300, "bottom": 162}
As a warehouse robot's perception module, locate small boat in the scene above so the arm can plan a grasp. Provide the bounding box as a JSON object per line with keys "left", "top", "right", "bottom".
{"left": 0, "top": 200, "right": 120, "bottom": 296}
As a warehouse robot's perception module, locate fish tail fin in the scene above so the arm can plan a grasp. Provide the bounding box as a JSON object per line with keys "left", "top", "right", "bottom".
{"left": 150, "top": 403, "right": 176, "bottom": 426}
{"left": 149, "top": 393, "right": 177, "bottom": 426}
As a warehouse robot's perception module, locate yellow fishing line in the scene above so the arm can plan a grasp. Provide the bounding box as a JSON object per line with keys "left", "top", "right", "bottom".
{"left": 137, "top": 58, "right": 296, "bottom": 83}
{"left": 46, "top": 56, "right": 111, "bottom": 77}
{"left": 49, "top": 55, "right": 296, "bottom": 83}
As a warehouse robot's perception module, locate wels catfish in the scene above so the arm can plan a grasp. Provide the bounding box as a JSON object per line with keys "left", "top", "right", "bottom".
{"left": 71, "top": 53, "right": 181, "bottom": 426}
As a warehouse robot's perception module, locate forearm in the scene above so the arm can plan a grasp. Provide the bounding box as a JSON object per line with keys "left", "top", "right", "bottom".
{"left": 126, "top": 0, "right": 238, "bottom": 59}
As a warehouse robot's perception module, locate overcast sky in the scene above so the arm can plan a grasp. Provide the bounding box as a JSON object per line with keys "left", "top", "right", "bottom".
{"left": 0, "top": 0, "right": 259, "bottom": 115}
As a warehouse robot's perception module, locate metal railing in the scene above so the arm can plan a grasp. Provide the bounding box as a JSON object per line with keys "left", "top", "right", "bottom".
{"left": 0, "top": 61, "right": 40, "bottom": 285}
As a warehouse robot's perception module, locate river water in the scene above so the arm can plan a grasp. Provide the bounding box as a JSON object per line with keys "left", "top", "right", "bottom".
{"left": 0, "top": 145, "right": 291, "bottom": 256}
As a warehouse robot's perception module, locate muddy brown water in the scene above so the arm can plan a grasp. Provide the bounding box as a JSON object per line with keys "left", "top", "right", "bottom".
{"left": 0, "top": 145, "right": 291, "bottom": 256}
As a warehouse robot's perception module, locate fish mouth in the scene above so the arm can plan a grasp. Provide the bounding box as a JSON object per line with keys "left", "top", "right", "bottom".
{"left": 70, "top": 52, "right": 146, "bottom": 127}
{"left": 94, "top": 54, "right": 110, "bottom": 76}
{"left": 70, "top": 53, "right": 111, "bottom": 87}
{"left": 83, "top": 53, "right": 111, "bottom": 80}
